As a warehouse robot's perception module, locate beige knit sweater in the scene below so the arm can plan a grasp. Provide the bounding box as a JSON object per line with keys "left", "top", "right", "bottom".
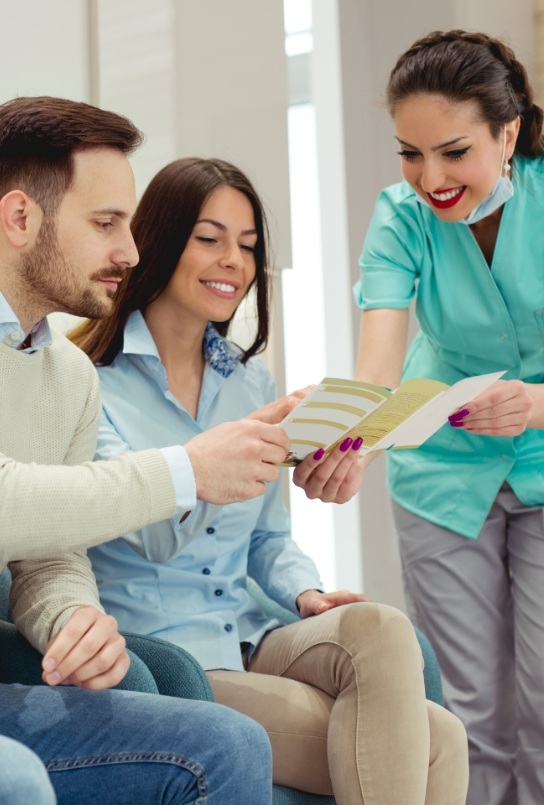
{"left": 1, "top": 329, "right": 177, "bottom": 652}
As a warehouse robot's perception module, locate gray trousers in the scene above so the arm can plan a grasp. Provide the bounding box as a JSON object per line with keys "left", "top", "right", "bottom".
{"left": 393, "top": 483, "right": 544, "bottom": 805}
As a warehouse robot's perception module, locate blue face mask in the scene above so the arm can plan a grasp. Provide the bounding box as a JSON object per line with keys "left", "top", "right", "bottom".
{"left": 460, "top": 172, "right": 514, "bottom": 225}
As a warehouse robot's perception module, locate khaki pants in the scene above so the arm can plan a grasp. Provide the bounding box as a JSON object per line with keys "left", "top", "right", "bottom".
{"left": 208, "top": 601, "right": 468, "bottom": 805}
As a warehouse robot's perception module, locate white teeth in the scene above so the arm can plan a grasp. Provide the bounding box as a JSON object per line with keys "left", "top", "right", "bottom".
{"left": 429, "top": 187, "right": 463, "bottom": 201}
{"left": 203, "top": 281, "right": 236, "bottom": 293}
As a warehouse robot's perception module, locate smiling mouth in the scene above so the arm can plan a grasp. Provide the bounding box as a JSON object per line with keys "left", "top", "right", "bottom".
{"left": 426, "top": 186, "right": 466, "bottom": 209}
{"left": 201, "top": 280, "right": 238, "bottom": 294}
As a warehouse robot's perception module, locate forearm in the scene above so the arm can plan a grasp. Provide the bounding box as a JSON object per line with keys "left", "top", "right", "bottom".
{"left": 0, "top": 449, "right": 176, "bottom": 563}
{"left": 354, "top": 308, "right": 409, "bottom": 387}
{"left": 9, "top": 553, "right": 103, "bottom": 653}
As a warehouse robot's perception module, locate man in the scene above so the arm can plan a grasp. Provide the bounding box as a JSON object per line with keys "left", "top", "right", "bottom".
{"left": 0, "top": 95, "right": 284, "bottom": 803}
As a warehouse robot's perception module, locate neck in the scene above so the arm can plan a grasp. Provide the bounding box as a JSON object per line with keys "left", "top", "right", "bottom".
{"left": 143, "top": 298, "right": 207, "bottom": 374}
{"left": 0, "top": 274, "right": 48, "bottom": 335}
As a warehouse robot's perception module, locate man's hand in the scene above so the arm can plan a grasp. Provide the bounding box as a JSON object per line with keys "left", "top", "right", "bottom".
{"left": 448, "top": 379, "right": 534, "bottom": 436}
{"left": 246, "top": 386, "right": 314, "bottom": 425}
{"left": 296, "top": 589, "right": 369, "bottom": 618}
{"left": 42, "top": 606, "right": 129, "bottom": 690}
{"left": 185, "top": 419, "right": 290, "bottom": 505}
{"left": 293, "top": 438, "right": 365, "bottom": 503}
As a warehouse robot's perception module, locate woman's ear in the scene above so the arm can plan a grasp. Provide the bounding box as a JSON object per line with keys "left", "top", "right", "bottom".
{"left": 0, "top": 190, "right": 43, "bottom": 248}
{"left": 505, "top": 116, "right": 521, "bottom": 160}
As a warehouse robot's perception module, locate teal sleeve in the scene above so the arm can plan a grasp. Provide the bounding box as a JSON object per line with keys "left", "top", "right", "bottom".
{"left": 353, "top": 186, "right": 424, "bottom": 310}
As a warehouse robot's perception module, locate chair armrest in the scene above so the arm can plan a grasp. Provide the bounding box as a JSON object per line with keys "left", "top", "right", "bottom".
{"left": 123, "top": 631, "right": 214, "bottom": 701}
{"left": 0, "top": 619, "right": 158, "bottom": 693}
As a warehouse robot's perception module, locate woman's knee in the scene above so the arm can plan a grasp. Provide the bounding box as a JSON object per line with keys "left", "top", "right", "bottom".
{"left": 331, "top": 601, "right": 421, "bottom": 661}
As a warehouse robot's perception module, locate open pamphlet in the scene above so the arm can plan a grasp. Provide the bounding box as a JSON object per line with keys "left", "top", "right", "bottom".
{"left": 280, "top": 371, "right": 505, "bottom": 465}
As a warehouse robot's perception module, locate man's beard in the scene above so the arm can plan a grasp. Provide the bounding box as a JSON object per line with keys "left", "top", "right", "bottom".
{"left": 20, "top": 217, "right": 123, "bottom": 320}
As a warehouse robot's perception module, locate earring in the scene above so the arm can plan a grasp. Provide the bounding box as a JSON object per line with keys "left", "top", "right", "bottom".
{"left": 503, "top": 156, "right": 511, "bottom": 177}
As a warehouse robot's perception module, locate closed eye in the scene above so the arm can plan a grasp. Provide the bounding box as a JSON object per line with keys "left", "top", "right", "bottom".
{"left": 444, "top": 147, "right": 470, "bottom": 161}
{"left": 196, "top": 236, "right": 217, "bottom": 244}
{"left": 397, "top": 150, "right": 420, "bottom": 162}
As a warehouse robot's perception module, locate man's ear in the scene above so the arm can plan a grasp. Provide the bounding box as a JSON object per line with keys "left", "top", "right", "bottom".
{"left": 0, "top": 190, "right": 43, "bottom": 248}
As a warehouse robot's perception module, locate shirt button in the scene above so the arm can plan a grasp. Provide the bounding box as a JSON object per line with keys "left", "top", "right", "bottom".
{"left": 224, "top": 624, "right": 233, "bottom": 632}
{"left": 214, "top": 589, "right": 223, "bottom": 596}
{"left": 206, "top": 527, "right": 215, "bottom": 534}
{"left": 202, "top": 567, "right": 211, "bottom": 575}
{"left": 10, "top": 330, "right": 20, "bottom": 342}
{"left": 500, "top": 333, "right": 509, "bottom": 340}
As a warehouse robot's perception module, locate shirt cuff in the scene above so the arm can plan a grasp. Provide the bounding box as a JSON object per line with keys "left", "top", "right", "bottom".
{"left": 160, "top": 445, "right": 197, "bottom": 518}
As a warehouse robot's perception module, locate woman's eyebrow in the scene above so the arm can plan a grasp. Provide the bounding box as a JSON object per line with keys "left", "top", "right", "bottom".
{"left": 197, "top": 217, "right": 257, "bottom": 236}
{"left": 395, "top": 135, "right": 469, "bottom": 151}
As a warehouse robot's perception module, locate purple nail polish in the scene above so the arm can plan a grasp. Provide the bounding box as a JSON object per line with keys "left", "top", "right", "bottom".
{"left": 313, "top": 448, "right": 325, "bottom": 461}
{"left": 449, "top": 420, "right": 465, "bottom": 428}
{"left": 448, "top": 408, "right": 469, "bottom": 423}
{"left": 340, "top": 437, "right": 353, "bottom": 452}
{"left": 352, "top": 436, "right": 364, "bottom": 451}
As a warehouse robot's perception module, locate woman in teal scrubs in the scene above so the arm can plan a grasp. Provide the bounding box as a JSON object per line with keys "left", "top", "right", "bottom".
{"left": 354, "top": 30, "right": 544, "bottom": 805}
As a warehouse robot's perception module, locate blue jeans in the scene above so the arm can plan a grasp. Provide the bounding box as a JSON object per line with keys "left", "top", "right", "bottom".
{"left": 1, "top": 683, "right": 272, "bottom": 804}
{"left": 0, "top": 735, "right": 56, "bottom": 804}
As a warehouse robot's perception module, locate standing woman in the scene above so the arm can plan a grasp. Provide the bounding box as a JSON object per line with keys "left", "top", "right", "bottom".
{"left": 71, "top": 157, "right": 468, "bottom": 805}
{"left": 354, "top": 29, "right": 544, "bottom": 805}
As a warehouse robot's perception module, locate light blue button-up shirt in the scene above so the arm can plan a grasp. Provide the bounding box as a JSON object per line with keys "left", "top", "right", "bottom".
{"left": 353, "top": 155, "right": 544, "bottom": 538}
{"left": 89, "top": 311, "right": 322, "bottom": 670}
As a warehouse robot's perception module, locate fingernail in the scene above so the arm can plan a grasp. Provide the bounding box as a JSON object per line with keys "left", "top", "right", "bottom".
{"left": 43, "top": 657, "right": 56, "bottom": 672}
{"left": 340, "top": 437, "right": 353, "bottom": 452}
{"left": 449, "top": 420, "right": 465, "bottom": 428}
{"left": 448, "top": 409, "right": 469, "bottom": 423}
{"left": 47, "top": 671, "right": 61, "bottom": 685}
{"left": 313, "top": 448, "right": 325, "bottom": 461}
{"left": 352, "top": 436, "right": 364, "bottom": 451}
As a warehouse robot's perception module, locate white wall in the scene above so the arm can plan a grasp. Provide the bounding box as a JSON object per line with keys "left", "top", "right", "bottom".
{"left": 0, "top": 0, "right": 89, "bottom": 103}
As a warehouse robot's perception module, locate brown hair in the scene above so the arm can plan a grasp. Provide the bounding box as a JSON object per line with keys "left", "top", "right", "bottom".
{"left": 387, "top": 30, "right": 544, "bottom": 157}
{"left": 0, "top": 95, "right": 143, "bottom": 215}
{"left": 70, "top": 157, "right": 271, "bottom": 365}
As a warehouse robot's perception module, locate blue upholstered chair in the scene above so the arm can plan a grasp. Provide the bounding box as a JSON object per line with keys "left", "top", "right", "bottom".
{"left": 0, "top": 567, "right": 443, "bottom": 805}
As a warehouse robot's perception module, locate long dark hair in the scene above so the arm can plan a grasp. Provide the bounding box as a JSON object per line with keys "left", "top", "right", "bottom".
{"left": 387, "top": 30, "right": 544, "bottom": 157}
{"left": 71, "top": 157, "right": 271, "bottom": 365}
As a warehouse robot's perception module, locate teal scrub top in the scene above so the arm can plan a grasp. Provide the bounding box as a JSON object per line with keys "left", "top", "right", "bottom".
{"left": 353, "top": 155, "right": 544, "bottom": 538}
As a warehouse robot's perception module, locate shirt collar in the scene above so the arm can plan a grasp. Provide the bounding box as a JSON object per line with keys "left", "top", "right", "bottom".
{"left": 123, "top": 311, "right": 237, "bottom": 378}
{"left": 0, "top": 292, "right": 52, "bottom": 352}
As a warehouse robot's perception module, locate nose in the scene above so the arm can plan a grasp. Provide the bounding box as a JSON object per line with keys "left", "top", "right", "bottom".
{"left": 219, "top": 239, "right": 244, "bottom": 270}
{"left": 113, "top": 228, "right": 139, "bottom": 269}
{"left": 419, "top": 159, "right": 446, "bottom": 193}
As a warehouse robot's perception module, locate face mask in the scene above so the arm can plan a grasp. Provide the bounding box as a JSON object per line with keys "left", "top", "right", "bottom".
{"left": 462, "top": 125, "right": 514, "bottom": 225}
{"left": 461, "top": 175, "right": 514, "bottom": 225}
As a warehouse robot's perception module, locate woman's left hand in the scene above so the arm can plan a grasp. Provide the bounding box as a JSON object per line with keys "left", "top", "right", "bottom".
{"left": 296, "top": 589, "right": 369, "bottom": 618}
{"left": 448, "top": 379, "right": 534, "bottom": 436}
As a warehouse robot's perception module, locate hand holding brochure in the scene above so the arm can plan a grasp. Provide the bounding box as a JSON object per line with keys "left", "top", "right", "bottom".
{"left": 280, "top": 371, "right": 505, "bottom": 465}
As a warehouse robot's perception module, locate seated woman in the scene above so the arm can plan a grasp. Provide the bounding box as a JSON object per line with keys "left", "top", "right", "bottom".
{"left": 71, "top": 157, "right": 468, "bottom": 805}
